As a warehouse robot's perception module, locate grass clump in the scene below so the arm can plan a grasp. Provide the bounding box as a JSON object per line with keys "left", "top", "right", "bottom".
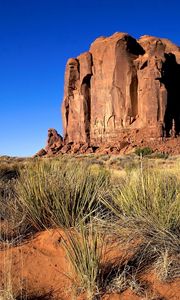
{"left": 16, "top": 160, "right": 109, "bottom": 230}
{"left": 104, "top": 169, "right": 180, "bottom": 234}
{"left": 100, "top": 167, "right": 180, "bottom": 280}
{"left": 155, "top": 249, "right": 180, "bottom": 281}
{"left": 62, "top": 222, "right": 103, "bottom": 299}
{"left": 0, "top": 160, "right": 25, "bottom": 244}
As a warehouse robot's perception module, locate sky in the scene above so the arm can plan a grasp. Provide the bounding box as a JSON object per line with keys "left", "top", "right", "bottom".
{"left": 0, "top": 0, "right": 180, "bottom": 156}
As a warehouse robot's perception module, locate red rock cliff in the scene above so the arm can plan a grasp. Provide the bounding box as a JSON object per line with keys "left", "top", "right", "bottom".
{"left": 62, "top": 32, "right": 180, "bottom": 146}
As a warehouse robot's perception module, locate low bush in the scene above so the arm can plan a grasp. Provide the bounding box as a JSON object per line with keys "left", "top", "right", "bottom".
{"left": 135, "top": 147, "right": 153, "bottom": 157}
{"left": 150, "top": 152, "right": 169, "bottom": 159}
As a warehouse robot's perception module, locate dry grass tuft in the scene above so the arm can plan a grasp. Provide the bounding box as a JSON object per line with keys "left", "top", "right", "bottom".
{"left": 16, "top": 160, "right": 109, "bottom": 230}
{"left": 62, "top": 222, "right": 104, "bottom": 299}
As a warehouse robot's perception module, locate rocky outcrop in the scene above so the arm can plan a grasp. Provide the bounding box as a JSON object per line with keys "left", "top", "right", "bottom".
{"left": 45, "top": 128, "right": 63, "bottom": 154}
{"left": 62, "top": 32, "right": 180, "bottom": 146}
{"left": 35, "top": 129, "right": 63, "bottom": 157}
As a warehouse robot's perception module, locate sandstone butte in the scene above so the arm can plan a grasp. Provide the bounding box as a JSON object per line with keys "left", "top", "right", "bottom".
{"left": 37, "top": 32, "right": 180, "bottom": 156}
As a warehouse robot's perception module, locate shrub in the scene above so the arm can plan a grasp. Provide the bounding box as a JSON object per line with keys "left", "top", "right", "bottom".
{"left": 135, "top": 147, "right": 153, "bottom": 157}
{"left": 150, "top": 152, "right": 169, "bottom": 159}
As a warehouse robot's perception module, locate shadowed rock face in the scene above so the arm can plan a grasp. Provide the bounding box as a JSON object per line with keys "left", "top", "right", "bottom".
{"left": 62, "top": 33, "right": 180, "bottom": 145}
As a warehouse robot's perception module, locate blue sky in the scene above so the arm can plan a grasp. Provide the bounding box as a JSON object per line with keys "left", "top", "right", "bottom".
{"left": 0, "top": 0, "right": 180, "bottom": 156}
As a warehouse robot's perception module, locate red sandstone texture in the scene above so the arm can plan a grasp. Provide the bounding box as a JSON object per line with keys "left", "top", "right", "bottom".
{"left": 37, "top": 33, "right": 180, "bottom": 156}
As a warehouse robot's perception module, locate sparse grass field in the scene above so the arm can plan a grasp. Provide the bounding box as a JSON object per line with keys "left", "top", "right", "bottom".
{"left": 0, "top": 154, "right": 179, "bottom": 299}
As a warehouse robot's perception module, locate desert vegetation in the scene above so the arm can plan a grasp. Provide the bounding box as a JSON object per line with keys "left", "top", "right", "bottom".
{"left": 0, "top": 154, "right": 179, "bottom": 299}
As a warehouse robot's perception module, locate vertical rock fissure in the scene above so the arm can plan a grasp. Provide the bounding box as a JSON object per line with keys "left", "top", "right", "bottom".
{"left": 161, "top": 53, "right": 180, "bottom": 136}
{"left": 130, "top": 72, "right": 138, "bottom": 120}
{"left": 81, "top": 74, "right": 92, "bottom": 143}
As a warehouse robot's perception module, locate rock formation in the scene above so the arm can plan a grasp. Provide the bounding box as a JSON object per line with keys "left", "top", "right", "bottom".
{"left": 35, "top": 129, "right": 63, "bottom": 157}
{"left": 62, "top": 32, "right": 180, "bottom": 146}
{"left": 36, "top": 33, "right": 180, "bottom": 157}
{"left": 45, "top": 128, "right": 63, "bottom": 154}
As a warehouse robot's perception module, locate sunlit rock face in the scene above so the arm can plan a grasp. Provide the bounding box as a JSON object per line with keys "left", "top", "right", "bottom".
{"left": 62, "top": 32, "right": 180, "bottom": 145}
